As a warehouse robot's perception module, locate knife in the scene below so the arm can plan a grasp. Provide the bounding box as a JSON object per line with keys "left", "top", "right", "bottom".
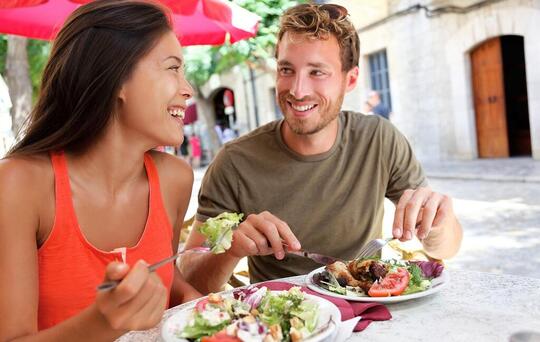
{"left": 283, "top": 244, "right": 340, "bottom": 265}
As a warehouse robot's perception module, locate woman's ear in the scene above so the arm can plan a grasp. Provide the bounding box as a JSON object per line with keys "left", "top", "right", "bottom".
{"left": 118, "top": 84, "right": 127, "bottom": 102}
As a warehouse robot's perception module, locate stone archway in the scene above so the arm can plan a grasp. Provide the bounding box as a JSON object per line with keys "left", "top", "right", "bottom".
{"left": 445, "top": 6, "right": 540, "bottom": 160}
{"left": 211, "top": 87, "right": 238, "bottom": 145}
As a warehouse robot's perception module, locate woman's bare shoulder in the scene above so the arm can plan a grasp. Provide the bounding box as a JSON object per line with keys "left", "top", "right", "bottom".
{"left": 0, "top": 154, "right": 53, "bottom": 198}
{"left": 148, "top": 150, "right": 194, "bottom": 188}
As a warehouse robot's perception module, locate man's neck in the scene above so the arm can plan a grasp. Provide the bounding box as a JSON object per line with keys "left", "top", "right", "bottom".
{"left": 281, "top": 118, "right": 340, "bottom": 156}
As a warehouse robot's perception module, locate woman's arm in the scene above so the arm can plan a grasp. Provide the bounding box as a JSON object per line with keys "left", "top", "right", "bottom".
{"left": 0, "top": 159, "right": 168, "bottom": 341}
{"left": 153, "top": 152, "right": 202, "bottom": 307}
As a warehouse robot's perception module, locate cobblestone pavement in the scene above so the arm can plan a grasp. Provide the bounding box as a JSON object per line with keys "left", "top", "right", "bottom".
{"left": 189, "top": 160, "right": 540, "bottom": 280}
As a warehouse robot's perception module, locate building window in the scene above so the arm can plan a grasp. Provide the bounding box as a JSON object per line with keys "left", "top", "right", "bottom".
{"left": 368, "top": 50, "right": 392, "bottom": 110}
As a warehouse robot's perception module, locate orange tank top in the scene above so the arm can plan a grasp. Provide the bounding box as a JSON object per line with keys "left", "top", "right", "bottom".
{"left": 38, "top": 151, "right": 174, "bottom": 330}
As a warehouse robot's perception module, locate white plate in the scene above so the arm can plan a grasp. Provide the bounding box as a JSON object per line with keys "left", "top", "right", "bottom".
{"left": 161, "top": 292, "right": 342, "bottom": 342}
{"left": 306, "top": 266, "right": 449, "bottom": 303}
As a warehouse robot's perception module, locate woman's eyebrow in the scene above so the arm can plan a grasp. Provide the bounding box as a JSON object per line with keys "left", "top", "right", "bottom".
{"left": 163, "top": 56, "right": 183, "bottom": 65}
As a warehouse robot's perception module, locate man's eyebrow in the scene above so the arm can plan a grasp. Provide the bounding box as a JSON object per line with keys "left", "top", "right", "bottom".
{"left": 277, "top": 60, "right": 293, "bottom": 67}
{"left": 277, "top": 60, "right": 329, "bottom": 68}
{"left": 163, "top": 56, "right": 183, "bottom": 65}
{"left": 307, "top": 62, "right": 330, "bottom": 68}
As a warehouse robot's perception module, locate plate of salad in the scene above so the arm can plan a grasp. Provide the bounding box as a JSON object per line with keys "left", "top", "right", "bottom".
{"left": 306, "top": 257, "right": 448, "bottom": 303}
{"left": 161, "top": 286, "right": 341, "bottom": 342}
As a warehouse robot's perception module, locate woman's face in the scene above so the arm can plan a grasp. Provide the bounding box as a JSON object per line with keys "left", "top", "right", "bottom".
{"left": 117, "top": 30, "right": 193, "bottom": 148}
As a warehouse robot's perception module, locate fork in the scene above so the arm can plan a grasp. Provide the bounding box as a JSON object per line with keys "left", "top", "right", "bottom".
{"left": 356, "top": 237, "right": 394, "bottom": 259}
{"left": 96, "top": 246, "right": 210, "bottom": 291}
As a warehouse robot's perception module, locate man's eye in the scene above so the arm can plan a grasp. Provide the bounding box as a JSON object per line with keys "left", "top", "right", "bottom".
{"left": 312, "top": 70, "right": 325, "bottom": 76}
{"left": 279, "top": 67, "right": 293, "bottom": 75}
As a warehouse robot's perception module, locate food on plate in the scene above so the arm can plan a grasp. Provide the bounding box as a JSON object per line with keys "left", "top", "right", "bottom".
{"left": 179, "top": 286, "right": 321, "bottom": 342}
{"left": 198, "top": 212, "right": 243, "bottom": 254}
{"left": 313, "top": 257, "right": 444, "bottom": 297}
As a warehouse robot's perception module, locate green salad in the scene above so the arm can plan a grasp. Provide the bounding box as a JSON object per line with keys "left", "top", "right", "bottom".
{"left": 197, "top": 212, "right": 243, "bottom": 254}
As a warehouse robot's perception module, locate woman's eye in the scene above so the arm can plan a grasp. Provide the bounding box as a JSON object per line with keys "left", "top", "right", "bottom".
{"left": 168, "top": 65, "right": 181, "bottom": 72}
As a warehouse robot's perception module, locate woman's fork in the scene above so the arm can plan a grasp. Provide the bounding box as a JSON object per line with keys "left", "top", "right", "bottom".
{"left": 356, "top": 237, "right": 394, "bottom": 259}
{"left": 96, "top": 246, "right": 210, "bottom": 291}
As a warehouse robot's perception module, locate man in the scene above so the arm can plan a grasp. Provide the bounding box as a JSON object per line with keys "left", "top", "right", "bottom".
{"left": 367, "top": 90, "right": 391, "bottom": 120}
{"left": 180, "top": 3, "right": 462, "bottom": 293}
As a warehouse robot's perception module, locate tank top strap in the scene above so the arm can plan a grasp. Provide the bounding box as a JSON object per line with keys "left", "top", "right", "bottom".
{"left": 143, "top": 153, "right": 170, "bottom": 235}
{"left": 49, "top": 151, "right": 77, "bottom": 226}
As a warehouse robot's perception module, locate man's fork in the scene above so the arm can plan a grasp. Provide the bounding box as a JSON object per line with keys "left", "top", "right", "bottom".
{"left": 356, "top": 237, "right": 394, "bottom": 259}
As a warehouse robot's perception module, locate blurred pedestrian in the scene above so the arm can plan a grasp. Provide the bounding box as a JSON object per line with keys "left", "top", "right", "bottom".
{"left": 367, "top": 90, "right": 391, "bottom": 120}
{"left": 189, "top": 134, "right": 202, "bottom": 168}
{"left": 179, "top": 135, "right": 190, "bottom": 162}
{"left": 215, "top": 120, "right": 237, "bottom": 145}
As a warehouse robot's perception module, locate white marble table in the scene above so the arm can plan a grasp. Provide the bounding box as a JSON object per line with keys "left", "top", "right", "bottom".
{"left": 117, "top": 269, "right": 540, "bottom": 342}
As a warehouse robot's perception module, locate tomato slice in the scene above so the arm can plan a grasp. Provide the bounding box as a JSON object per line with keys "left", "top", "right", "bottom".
{"left": 368, "top": 267, "right": 410, "bottom": 297}
{"left": 201, "top": 332, "right": 241, "bottom": 342}
{"left": 195, "top": 298, "right": 209, "bottom": 313}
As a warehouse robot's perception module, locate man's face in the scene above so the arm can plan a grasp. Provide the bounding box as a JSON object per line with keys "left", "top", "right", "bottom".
{"left": 276, "top": 32, "right": 358, "bottom": 135}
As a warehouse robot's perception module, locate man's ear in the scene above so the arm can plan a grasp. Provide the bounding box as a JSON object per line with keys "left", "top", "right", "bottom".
{"left": 345, "top": 66, "right": 359, "bottom": 92}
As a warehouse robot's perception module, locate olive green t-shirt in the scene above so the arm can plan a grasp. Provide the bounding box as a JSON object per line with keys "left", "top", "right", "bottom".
{"left": 196, "top": 112, "right": 427, "bottom": 283}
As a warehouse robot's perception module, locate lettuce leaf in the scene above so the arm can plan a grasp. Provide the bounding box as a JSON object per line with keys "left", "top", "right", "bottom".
{"left": 198, "top": 212, "right": 243, "bottom": 254}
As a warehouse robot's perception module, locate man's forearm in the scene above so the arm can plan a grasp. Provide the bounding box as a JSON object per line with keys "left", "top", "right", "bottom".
{"left": 422, "top": 216, "right": 463, "bottom": 260}
{"left": 179, "top": 252, "right": 242, "bottom": 294}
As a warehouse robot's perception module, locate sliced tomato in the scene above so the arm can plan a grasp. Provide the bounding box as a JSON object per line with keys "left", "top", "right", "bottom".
{"left": 195, "top": 298, "right": 209, "bottom": 313}
{"left": 368, "top": 267, "right": 410, "bottom": 297}
{"left": 201, "top": 332, "right": 241, "bottom": 342}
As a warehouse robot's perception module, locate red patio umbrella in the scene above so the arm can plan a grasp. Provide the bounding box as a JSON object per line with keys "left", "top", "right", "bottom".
{"left": 0, "top": 0, "right": 260, "bottom": 46}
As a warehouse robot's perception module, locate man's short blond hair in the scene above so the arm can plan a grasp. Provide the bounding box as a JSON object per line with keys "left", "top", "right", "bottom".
{"left": 276, "top": 3, "right": 360, "bottom": 71}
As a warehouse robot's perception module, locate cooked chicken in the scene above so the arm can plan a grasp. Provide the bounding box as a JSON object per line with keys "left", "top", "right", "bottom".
{"left": 348, "top": 259, "right": 388, "bottom": 282}
{"left": 325, "top": 259, "right": 390, "bottom": 293}
{"left": 325, "top": 261, "right": 372, "bottom": 292}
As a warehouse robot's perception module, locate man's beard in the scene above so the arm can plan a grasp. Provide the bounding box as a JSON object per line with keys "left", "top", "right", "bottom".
{"left": 277, "top": 91, "right": 345, "bottom": 135}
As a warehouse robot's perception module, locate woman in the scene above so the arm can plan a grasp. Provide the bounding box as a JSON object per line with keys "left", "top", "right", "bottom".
{"left": 0, "top": 0, "right": 202, "bottom": 340}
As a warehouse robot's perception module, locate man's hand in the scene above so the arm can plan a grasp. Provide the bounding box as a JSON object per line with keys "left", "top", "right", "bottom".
{"left": 226, "top": 211, "right": 301, "bottom": 260}
{"left": 392, "top": 187, "right": 455, "bottom": 242}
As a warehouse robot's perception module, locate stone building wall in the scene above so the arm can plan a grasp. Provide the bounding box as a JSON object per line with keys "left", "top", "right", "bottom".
{"left": 338, "top": 0, "right": 540, "bottom": 161}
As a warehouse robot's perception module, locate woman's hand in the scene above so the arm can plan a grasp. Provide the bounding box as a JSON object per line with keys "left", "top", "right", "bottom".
{"left": 95, "top": 260, "right": 168, "bottom": 332}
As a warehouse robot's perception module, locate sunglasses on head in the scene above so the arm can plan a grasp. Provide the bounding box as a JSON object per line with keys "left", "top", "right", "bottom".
{"left": 319, "top": 4, "right": 348, "bottom": 19}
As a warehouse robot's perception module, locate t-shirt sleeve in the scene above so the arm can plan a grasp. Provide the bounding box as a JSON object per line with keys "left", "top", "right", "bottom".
{"left": 196, "top": 147, "right": 241, "bottom": 222}
{"left": 381, "top": 120, "right": 428, "bottom": 204}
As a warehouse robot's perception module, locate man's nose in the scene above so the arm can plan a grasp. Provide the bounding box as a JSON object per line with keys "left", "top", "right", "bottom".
{"left": 289, "top": 75, "right": 310, "bottom": 99}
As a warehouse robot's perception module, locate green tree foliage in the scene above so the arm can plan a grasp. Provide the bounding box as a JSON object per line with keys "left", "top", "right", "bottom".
{"left": 184, "top": 0, "right": 306, "bottom": 88}
{"left": 27, "top": 39, "right": 51, "bottom": 102}
{"left": 0, "top": 34, "right": 50, "bottom": 102}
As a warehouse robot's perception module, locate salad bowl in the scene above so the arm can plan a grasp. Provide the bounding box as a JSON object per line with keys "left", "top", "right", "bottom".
{"left": 161, "top": 290, "right": 341, "bottom": 342}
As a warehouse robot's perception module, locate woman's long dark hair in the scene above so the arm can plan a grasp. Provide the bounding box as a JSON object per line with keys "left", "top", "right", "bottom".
{"left": 7, "top": 0, "right": 172, "bottom": 157}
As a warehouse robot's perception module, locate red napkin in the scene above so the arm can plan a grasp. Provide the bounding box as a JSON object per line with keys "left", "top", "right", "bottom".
{"left": 259, "top": 281, "right": 392, "bottom": 332}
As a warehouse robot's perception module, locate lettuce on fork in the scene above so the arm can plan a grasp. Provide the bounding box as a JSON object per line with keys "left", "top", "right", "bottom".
{"left": 198, "top": 212, "right": 243, "bottom": 254}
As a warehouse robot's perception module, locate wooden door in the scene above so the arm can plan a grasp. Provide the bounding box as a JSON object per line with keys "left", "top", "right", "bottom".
{"left": 471, "top": 37, "right": 509, "bottom": 158}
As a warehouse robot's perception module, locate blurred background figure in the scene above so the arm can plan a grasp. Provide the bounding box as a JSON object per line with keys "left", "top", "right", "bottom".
{"left": 189, "top": 134, "right": 202, "bottom": 168}
{"left": 214, "top": 119, "right": 237, "bottom": 145}
{"left": 178, "top": 134, "right": 190, "bottom": 162}
{"left": 367, "top": 90, "right": 391, "bottom": 120}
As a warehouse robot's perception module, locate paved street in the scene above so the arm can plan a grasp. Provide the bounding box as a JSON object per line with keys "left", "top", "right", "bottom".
{"left": 384, "top": 177, "right": 540, "bottom": 279}
{"left": 188, "top": 158, "right": 540, "bottom": 280}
